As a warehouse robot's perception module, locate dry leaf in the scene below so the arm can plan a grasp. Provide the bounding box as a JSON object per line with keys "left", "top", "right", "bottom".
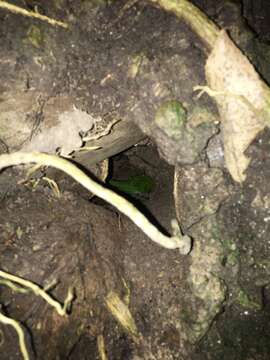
{"left": 23, "top": 96, "right": 95, "bottom": 156}
{"left": 205, "top": 30, "right": 266, "bottom": 182}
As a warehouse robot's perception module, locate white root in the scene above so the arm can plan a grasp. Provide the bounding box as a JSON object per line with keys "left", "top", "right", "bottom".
{"left": 0, "top": 152, "right": 191, "bottom": 253}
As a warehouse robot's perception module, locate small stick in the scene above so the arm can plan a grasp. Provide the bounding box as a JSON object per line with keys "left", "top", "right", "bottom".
{"left": 0, "top": 1, "right": 68, "bottom": 28}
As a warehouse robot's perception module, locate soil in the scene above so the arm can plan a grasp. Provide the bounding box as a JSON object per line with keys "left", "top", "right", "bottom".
{"left": 0, "top": 144, "right": 192, "bottom": 360}
{"left": 1, "top": 0, "right": 270, "bottom": 359}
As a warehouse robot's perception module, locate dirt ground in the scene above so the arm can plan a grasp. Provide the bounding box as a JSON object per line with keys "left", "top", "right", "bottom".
{"left": 1, "top": 0, "right": 270, "bottom": 359}
{"left": 0, "top": 144, "right": 191, "bottom": 359}
{"left": 1, "top": 136, "right": 270, "bottom": 359}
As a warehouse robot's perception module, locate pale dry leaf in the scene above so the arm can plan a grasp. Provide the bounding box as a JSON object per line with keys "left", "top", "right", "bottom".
{"left": 205, "top": 30, "right": 266, "bottom": 182}
{"left": 23, "top": 104, "right": 95, "bottom": 156}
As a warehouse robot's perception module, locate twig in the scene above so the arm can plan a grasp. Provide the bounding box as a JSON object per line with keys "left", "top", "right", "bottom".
{"left": 0, "top": 1, "right": 68, "bottom": 28}
{"left": 0, "top": 279, "right": 29, "bottom": 294}
{"left": 0, "top": 270, "right": 73, "bottom": 316}
{"left": 0, "top": 152, "right": 191, "bottom": 253}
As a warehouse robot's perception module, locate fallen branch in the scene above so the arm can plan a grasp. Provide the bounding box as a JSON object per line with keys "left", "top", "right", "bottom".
{"left": 0, "top": 152, "right": 191, "bottom": 253}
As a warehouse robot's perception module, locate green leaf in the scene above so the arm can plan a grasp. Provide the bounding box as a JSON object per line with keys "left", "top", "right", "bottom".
{"left": 108, "top": 175, "right": 155, "bottom": 195}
